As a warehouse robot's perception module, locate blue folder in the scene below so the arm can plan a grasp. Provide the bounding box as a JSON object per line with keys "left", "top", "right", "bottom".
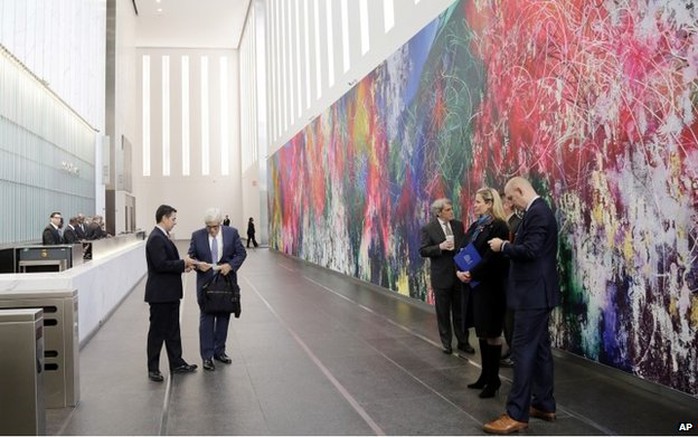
{"left": 454, "top": 243, "right": 481, "bottom": 287}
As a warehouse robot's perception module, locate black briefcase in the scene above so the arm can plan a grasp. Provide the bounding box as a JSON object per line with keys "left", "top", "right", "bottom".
{"left": 201, "top": 273, "right": 241, "bottom": 317}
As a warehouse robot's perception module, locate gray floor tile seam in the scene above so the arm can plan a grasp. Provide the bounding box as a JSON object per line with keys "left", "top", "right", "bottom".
{"left": 253, "top": 267, "right": 490, "bottom": 428}
{"left": 263, "top": 253, "right": 623, "bottom": 436}
{"left": 237, "top": 272, "right": 387, "bottom": 436}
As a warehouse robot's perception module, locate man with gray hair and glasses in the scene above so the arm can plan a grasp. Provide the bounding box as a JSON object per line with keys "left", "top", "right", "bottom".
{"left": 419, "top": 198, "right": 474, "bottom": 355}
{"left": 188, "top": 208, "right": 247, "bottom": 371}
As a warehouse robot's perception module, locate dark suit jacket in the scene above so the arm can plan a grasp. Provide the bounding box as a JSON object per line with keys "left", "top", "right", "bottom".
{"left": 42, "top": 225, "right": 62, "bottom": 245}
{"left": 144, "top": 227, "right": 186, "bottom": 303}
{"left": 419, "top": 219, "right": 465, "bottom": 289}
{"left": 462, "top": 217, "right": 509, "bottom": 285}
{"left": 75, "top": 224, "right": 87, "bottom": 240}
{"left": 502, "top": 198, "right": 561, "bottom": 310}
{"left": 188, "top": 226, "right": 247, "bottom": 303}
{"left": 63, "top": 226, "right": 78, "bottom": 244}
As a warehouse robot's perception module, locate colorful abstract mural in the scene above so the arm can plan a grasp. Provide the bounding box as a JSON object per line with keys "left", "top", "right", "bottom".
{"left": 268, "top": 1, "right": 698, "bottom": 395}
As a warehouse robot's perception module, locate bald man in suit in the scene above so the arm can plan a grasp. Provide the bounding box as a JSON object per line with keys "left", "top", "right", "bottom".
{"left": 484, "top": 177, "right": 561, "bottom": 434}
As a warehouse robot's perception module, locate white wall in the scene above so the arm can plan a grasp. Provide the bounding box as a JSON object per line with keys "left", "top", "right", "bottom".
{"left": 133, "top": 49, "right": 242, "bottom": 237}
{"left": 264, "top": 0, "right": 456, "bottom": 155}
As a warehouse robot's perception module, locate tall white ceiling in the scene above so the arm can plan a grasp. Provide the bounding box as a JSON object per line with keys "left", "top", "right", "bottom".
{"left": 134, "top": 0, "right": 251, "bottom": 49}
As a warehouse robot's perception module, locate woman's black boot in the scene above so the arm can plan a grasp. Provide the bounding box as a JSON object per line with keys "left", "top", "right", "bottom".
{"left": 467, "top": 339, "right": 489, "bottom": 389}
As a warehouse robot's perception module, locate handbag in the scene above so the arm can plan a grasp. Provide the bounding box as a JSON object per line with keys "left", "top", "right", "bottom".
{"left": 201, "top": 273, "right": 241, "bottom": 317}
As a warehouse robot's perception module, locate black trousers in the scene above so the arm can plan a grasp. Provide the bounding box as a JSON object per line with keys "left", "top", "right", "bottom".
{"left": 433, "top": 284, "right": 470, "bottom": 349}
{"left": 247, "top": 233, "right": 258, "bottom": 247}
{"left": 147, "top": 302, "right": 186, "bottom": 371}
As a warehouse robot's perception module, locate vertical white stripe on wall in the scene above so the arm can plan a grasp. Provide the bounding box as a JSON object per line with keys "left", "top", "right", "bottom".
{"left": 384, "top": 0, "right": 395, "bottom": 32}
{"left": 295, "top": 0, "right": 303, "bottom": 116}
{"left": 341, "top": 0, "right": 350, "bottom": 73}
{"left": 201, "top": 56, "right": 210, "bottom": 176}
{"left": 162, "top": 55, "right": 170, "bottom": 176}
{"left": 303, "top": 0, "right": 312, "bottom": 109}
{"left": 182, "top": 55, "right": 190, "bottom": 176}
{"left": 359, "top": 0, "right": 370, "bottom": 55}
{"left": 313, "top": 0, "right": 322, "bottom": 99}
{"left": 326, "top": 0, "right": 335, "bottom": 87}
{"left": 274, "top": 0, "right": 282, "bottom": 139}
{"left": 287, "top": 0, "right": 295, "bottom": 124}
{"left": 220, "top": 56, "right": 230, "bottom": 176}
{"left": 142, "top": 55, "right": 151, "bottom": 177}
{"left": 281, "top": 0, "right": 288, "bottom": 132}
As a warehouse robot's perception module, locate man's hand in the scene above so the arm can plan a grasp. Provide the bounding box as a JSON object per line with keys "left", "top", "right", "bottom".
{"left": 456, "top": 271, "right": 471, "bottom": 283}
{"left": 219, "top": 263, "right": 233, "bottom": 276}
{"left": 488, "top": 238, "right": 505, "bottom": 252}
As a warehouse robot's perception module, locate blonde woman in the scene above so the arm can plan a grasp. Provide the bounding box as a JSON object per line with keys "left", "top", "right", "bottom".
{"left": 456, "top": 187, "right": 509, "bottom": 398}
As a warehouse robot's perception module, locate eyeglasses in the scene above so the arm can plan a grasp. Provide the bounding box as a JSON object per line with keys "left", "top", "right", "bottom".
{"left": 206, "top": 224, "right": 220, "bottom": 229}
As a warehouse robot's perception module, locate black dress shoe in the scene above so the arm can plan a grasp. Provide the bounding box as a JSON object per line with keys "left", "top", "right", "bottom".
{"left": 148, "top": 370, "right": 164, "bottom": 382}
{"left": 458, "top": 343, "right": 476, "bottom": 354}
{"left": 442, "top": 346, "right": 453, "bottom": 354}
{"left": 203, "top": 359, "right": 215, "bottom": 371}
{"left": 214, "top": 353, "right": 232, "bottom": 364}
{"left": 172, "top": 363, "right": 198, "bottom": 374}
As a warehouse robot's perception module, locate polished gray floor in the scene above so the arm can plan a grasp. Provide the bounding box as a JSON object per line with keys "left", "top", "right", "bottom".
{"left": 47, "top": 245, "right": 698, "bottom": 435}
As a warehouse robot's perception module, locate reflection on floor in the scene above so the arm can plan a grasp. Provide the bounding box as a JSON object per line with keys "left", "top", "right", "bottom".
{"left": 47, "top": 244, "right": 697, "bottom": 435}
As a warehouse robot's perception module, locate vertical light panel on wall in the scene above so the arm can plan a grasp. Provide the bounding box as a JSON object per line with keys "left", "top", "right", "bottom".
{"left": 384, "top": 0, "right": 395, "bottom": 32}
{"left": 142, "top": 55, "right": 151, "bottom": 177}
{"left": 220, "top": 56, "right": 230, "bottom": 175}
{"left": 201, "top": 55, "right": 210, "bottom": 175}
{"left": 313, "top": 0, "right": 323, "bottom": 99}
{"left": 181, "top": 55, "right": 190, "bottom": 176}
{"left": 303, "top": 0, "right": 312, "bottom": 109}
{"left": 326, "top": 0, "right": 335, "bottom": 87}
{"left": 294, "top": 0, "right": 302, "bottom": 116}
{"left": 359, "top": 0, "right": 370, "bottom": 55}
{"left": 287, "top": 0, "right": 296, "bottom": 125}
{"left": 341, "top": 0, "right": 350, "bottom": 73}
{"left": 281, "top": 0, "right": 288, "bottom": 132}
{"left": 162, "top": 55, "right": 171, "bottom": 176}
{"left": 269, "top": 0, "right": 278, "bottom": 141}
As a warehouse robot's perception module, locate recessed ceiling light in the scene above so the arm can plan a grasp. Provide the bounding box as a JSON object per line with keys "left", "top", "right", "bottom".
{"left": 157, "top": 8, "right": 162, "bottom": 12}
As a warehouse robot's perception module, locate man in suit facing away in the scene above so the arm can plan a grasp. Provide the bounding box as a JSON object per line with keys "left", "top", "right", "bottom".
{"left": 419, "top": 198, "right": 474, "bottom": 355}
{"left": 484, "top": 177, "right": 561, "bottom": 434}
{"left": 145, "top": 204, "right": 198, "bottom": 382}
{"left": 188, "top": 208, "right": 246, "bottom": 371}
{"left": 42, "top": 211, "right": 63, "bottom": 245}
{"left": 62, "top": 217, "right": 79, "bottom": 244}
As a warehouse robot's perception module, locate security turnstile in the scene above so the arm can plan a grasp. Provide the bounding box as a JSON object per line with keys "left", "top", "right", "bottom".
{"left": 0, "top": 290, "right": 79, "bottom": 408}
{"left": 0, "top": 308, "right": 46, "bottom": 435}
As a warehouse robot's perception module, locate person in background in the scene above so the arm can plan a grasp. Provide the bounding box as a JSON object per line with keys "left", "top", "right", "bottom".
{"left": 483, "top": 177, "right": 561, "bottom": 434}
{"left": 63, "top": 217, "right": 79, "bottom": 244}
{"left": 188, "top": 208, "right": 247, "bottom": 371}
{"left": 419, "top": 198, "right": 474, "bottom": 356}
{"left": 499, "top": 193, "right": 524, "bottom": 368}
{"left": 76, "top": 213, "right": 87, "bottom": 240}
{"left": 456, "top": 187, "right": 509, "bottom": 398}
{"left": 223, "top": 215, "right": 231, "bottom": 226}
{"left": 42, "top": 212, "right": 63, "bottom": 245}
{"left": 246, "top": 217, "right": 259, "bottom": 248}
{"left": 144, "top": 204, "right": 198, "bottom": 382}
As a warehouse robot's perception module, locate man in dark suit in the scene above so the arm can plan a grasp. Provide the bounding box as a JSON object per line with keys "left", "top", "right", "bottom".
{"left": 75, "top": 213, "right": 87, "bottom": 240}
{"left": 42, "top": 212, "right": 63, "bottom": 245}
{"left": 188, "top": 208, "right": 246, "bottom": 371}
{"left": 62, "top": 217, "right": 79, "bottom": 244}
{"left": 484, "top": 177, "right": 561, "bottom": 434}
{"left": 419, "top": 198, "right": 474, "bottom": 355}
{"left": 145, "top": 204, "right": 198, "bottom": 382}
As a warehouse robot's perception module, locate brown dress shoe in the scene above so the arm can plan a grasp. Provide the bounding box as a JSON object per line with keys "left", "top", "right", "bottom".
{"left": 530, "top": 406, "right": 556, "bottom": 422}
{"left": 483, "top": 414, "right": 528, "bottom": 434}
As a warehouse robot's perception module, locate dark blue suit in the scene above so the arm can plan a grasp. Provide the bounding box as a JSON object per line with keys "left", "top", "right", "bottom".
{"left": 144, "top": 227, "right": 187, "bottom": 372}
{"left": 502, "top": 197, "right": 560, "bottom": 421}
{"left": 188, "top": 226, "right": 246, "bottom": 360}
